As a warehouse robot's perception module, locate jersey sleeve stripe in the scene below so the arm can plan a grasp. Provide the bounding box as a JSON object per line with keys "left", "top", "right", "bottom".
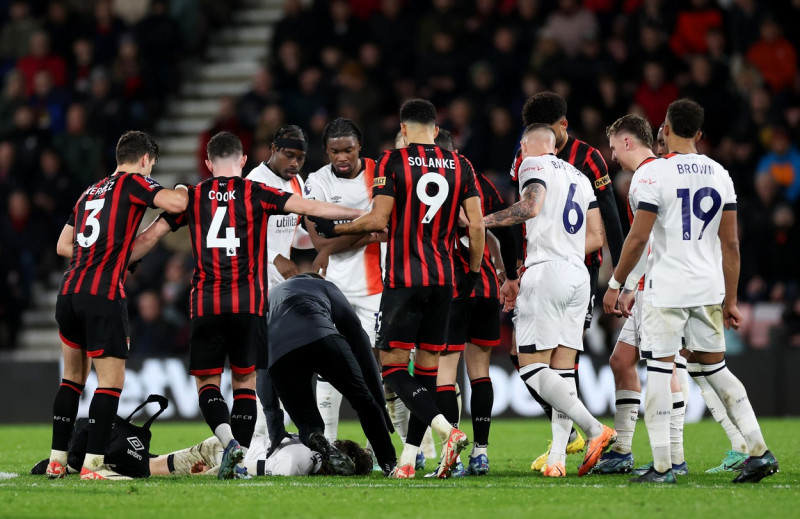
{"left": 588, "top": 200, "right": 599, "bottom": 209}
{"left": 637, "top": 201, "right": 659, "bottom": 213}
{"left": 522, "top": 178, "right": 547, "bottom": 190}
{"left": 723, "top": 203, "right": 737, "bottom": 211}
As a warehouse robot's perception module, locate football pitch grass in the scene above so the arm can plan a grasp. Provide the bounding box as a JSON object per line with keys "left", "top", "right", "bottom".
{"left": 0, "top": 419, "right": 797, "bottom": 518}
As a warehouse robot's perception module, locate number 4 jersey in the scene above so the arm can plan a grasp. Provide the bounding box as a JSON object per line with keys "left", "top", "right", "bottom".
{"left": 517, "top": 154, "right": 597, "bottom": 268}
{"left": 372, "top": 144, "right": 479, "bottom": 288}
{"left": 60, "top": 172, "right": 164, "bottom": 300}
{"left": 630, "top": 152, "right": 736, "bottom": 308}
{"left": 161, "top": 176, "right": 293, "bottom": 317}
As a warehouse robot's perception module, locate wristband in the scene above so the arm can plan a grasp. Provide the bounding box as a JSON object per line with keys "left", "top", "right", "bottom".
{"left": 608, "top": 276, "right": 622, "bottom": 290}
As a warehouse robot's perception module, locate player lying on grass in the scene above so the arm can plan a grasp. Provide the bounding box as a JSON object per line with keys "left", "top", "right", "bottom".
{"left": 149, "top": 434, "right": 372, "bottom": 477}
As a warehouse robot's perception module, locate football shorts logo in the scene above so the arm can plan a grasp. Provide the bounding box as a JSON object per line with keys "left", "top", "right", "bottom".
{"left": 373, "top": 177, "right": 386, "bottom": 187}
{"left": 594, "top": 175, "right": 611, "bottom": 189}
{"left": 127, "top": 437, "right": 144, "bottom": 451}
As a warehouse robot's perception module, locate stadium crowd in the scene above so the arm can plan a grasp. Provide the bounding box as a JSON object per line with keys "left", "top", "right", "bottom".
{"left": 1, "top": 0, "right": 800, "bottom": 354}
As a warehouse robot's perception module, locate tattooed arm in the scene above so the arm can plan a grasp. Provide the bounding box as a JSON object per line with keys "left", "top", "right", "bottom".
{"left": 483, "top": 181, "right": 546, "bottom": 228}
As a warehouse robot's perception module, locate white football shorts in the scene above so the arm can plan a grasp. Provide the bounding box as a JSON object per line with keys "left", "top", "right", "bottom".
{"left": 640, "top": 301, "right": 726, "bottom": 359}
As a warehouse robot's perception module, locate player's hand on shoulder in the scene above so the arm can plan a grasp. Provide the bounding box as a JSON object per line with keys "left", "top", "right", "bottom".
{"left": 274, "top": 254, "right": 299, "bottom": 279}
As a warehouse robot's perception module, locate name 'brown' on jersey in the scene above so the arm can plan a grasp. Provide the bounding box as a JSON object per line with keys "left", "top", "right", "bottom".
{"left": 60, "top": 172, "right": 164, "bottom": 300}
{"left": 373, "top": 144, "right": 479, "bottom": 289}
{"left": 161, "top": 176, "right": 293, "bottom": 318}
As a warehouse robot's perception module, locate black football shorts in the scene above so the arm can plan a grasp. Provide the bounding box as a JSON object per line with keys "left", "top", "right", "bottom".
{"left": 446, "top": 297, "right": 501, "bottom": 352}
{"left": 56, "top": 293, "right": 130, "bottom": 359}
{"left": 189, "top": 313, "right": 259, "bottom": 376}
{"left": 375, "top": 286, "right": 453, "bottom": 352}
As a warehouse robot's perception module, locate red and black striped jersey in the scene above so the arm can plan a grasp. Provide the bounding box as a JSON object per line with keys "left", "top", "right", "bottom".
{"left": 161, "top": 176, "right": 293, "bottom": 318}
{"left": 373, "top": 144, "right": 480, "bottom": 288}
{"left": 453, "top": 173, "right": 506, "bottom": 299}
{"left": 511, "top": 135, "right": 612, "bottom": 266}
{"left": 60, "top": 172, "right": 164, "bottom": 300}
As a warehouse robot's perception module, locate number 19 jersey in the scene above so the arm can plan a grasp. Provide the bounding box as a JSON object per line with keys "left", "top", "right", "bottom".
{"left": 631, "top": 153, "right": 736, "bottom": 308}
{"left": 518, "top": 154, "right": 597, "bottom": 268}
{"left": 161, "top": 176, "right": 293, "bottom": 318}
{"left": 372, "top": 144, "right": 479, "bottom": 288}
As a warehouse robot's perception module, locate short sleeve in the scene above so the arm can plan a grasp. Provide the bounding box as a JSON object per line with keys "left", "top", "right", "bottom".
{"left": 480, "top": 175, "right": 506, "bottom": 214}
{"left": 253, "top": 182, "right": 292, "bottom": 215}
{"left": 460, "top": 156, "right": 480, "bottom": 200}
{"left": 159, "top": 210, "right": 187, "bottom": 231}
{"left": 632, "top": 171, "right": 660, "bottom": 213}
{"left": 517, "top": 156, "right": 549, "bottom": 195}
{"left": 584, "top": 148, "right": 611, "bottom": 194}
{"left": 304, "top": 170, "right": 328, "bottom": 202}
{"left": 127, "top": 174, "right": 164, "bottom": 207}
{"left": 66, "top": 205, "right": 76, "bottom": 226}
{"left": 372, "top": 151, "right": 395, "bottom": 198}
{"left": 509, "top": 148, "right": 522, "bottom": 185}
{"left": 722, "top": 171, "right": 737, "bottom": 210}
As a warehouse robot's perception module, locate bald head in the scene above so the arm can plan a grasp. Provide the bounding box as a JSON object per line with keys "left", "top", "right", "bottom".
{"left": 520, "top": 123, "right": 557, "bottom": 158}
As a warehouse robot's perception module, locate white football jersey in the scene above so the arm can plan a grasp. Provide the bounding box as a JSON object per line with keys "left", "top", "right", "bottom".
{"left": 518, "top": 155, "right": 597, "bottom": 267}
{"left": 247, "top": 162, "right": 308, "bottom": 288}
{"left": 630, "top": 153, "right": 736, "bottom": 307}
{"left": 304, "top": 159, "right": 383, "bottom": 298}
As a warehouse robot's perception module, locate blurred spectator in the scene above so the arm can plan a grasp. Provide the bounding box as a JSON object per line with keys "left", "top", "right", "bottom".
{"left": 530, "top": 31, "right": 566, "bottom": 87}
{"left": 0, "top": 190, "right": 46, "bottom": 306}
{"left": 321, "top": 0, "right": 365, "bottom": 57}
{"left": 369, "top": 0, "right": 416, "bottom": 72}
{"left": 727, "top": 0, "right": 768, "bottom": 56}
{"left": 766, "top": 204, "right": 800, "bottom": 295}
{"left": 0, "top": 140, "right": 22, "bottom": 199}
{"left": 680, "top": 55, "right": 730, "bottom": 143}
{"left": 445, "top": 97, "right": 486, "bottom": 169}
{"left": 504, "top": 0, "right": 545, "bottom": 53}
{"left": 416, "top": 0, "right": 464, "bottom": 55}
{"left": 669, "top": 0, "right": 723, "bottom": 58}
{"left": 0, "top": 237, "right": 25, "bottom": 349}
{"left": 740, "top": 173, "right": 779, "bottom": 300}
{"left": 91, "top": 0, "right": 126, "bottom": 65}
{"left": 30, "top": 147, "right": 76, "bottom": 243}
{"left": 464, "top": 0, "right": 502, "bottom": 48}
{"left": 112, "top": 36, "right": 147, "bottom": 126}
{"left": 543, "top": 0, "right": 599, "bottom": 58}
{"left": 53, "top": 103, "right": 103, "bottom": 186}
{"left": 634, "top": 61, "right": 678, "bottom": 128}
{"left": 254, "top": 104, "right": 286, "bottom": 145}
{"left": 597, "top": 75, "right": 630, "bottom": 125}
{"left": 286, "top": 66, "right": 328, "bottom": 130}
{"left": 0, "top": 70, "right": 26, "bottom": 135}
{"left": 237, "top": 68, "right": 281, "bottom": 130}
{"left": 3, "top": 105, "right": 47, "bottom": 177}
{"left": 272, "top": 40, "right": 304, "bottom": 92}
{"left": 0, "top": 0, "right": 41, "bottom": 60}
{"left": 484, "top": 106, "right": 517, "bottom": 175}
{"left": 756, "top": 126, "right": 800, "bottom": 203}
{"left": 129, "top": 290, "right": 183, "bottom": 356}
{"left": 197, "top": 96, "right": 253, "bottom": 179}
{"left": 416, "top": 30, "right": 462, "bottom": 106}
{"left": 631, "top": 23, "right": 678, "bottom": 78}
{"left": 29, "top": 70, "right": 70, "bottom": 133}
{"left": 160, "top": 254, "right": 191, "bottom": 324}
{"left": 68, "top": 37, "right": 96, "bottom": 98}
{"left": 84, "top": 68, "right": 125, "bottom": 164}
{"left": 745, "top": 17, "right": 798, "bottom": 95}
{"left": 16, "top": 31, "right": 68, "bottom": 95}
{"left": 776, "top": 297, "right": 800, "bottom": 348}
{"left": 43, "top": 0, "right": 81, "bottom": 59}
{"left": 271, "top": 0, "right": 318, "bottom": 58}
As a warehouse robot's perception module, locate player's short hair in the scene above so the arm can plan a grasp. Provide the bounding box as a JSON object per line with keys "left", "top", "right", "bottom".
{"left": 434, "top": 129, "right": 455, "bottom": 151}
{"left": 523, "top": 123, "right": 557, "bottom": 139}
{"left": 333, "top": 440, "right": 373, "bottom": 476}
{"left": 606, "top": 114, "right": 653, "bottom": 148}
{"left": 116, "top": 130, "right": 159, "bottom": 165}
{"left": 206, "top": 131, "right": 243, "bottom": 160}
{"left": 322, "top": 118, "right": 363, "bottom": 148}
{"left": 522, "top": 91, "right": 567, "bottom": 126}
{"left": 399, "top": 99, "right": 436, "bottom": 125}
{"left": 666, "top": 99, "right": 704, "bottom": 138}
{"left": 273, "top": 124, "right": 308, "bottom": 150}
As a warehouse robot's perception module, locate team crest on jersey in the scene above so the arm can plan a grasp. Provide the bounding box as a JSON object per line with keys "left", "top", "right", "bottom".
{"left": 304, "top": 181, "right": 312, "bottom": 195}
{"left": 373, "top": 177, "right": 386, "bottom": 187}
{"left": 594, "top": 175, "right": 611, "bottom": 189}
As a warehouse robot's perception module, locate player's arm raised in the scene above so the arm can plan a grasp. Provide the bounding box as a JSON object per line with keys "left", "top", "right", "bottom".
{"left": 483, "top": 181, "right": 546, "bottom": 228}
{"left": 56, "top": 223, "right": 74, "bottom": 258}
{"left": 718, "top": 208, "right": 742, "bottom": 330}
{"left": 153, "top": 185, "right": 189, "bottom": 214}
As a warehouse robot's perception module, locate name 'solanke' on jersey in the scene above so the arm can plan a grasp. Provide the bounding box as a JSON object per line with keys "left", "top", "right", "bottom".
{"left": 407, "top": 156, "right": 456, "bottom": 169}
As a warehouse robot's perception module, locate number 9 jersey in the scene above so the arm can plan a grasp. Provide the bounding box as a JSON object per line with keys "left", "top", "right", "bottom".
{"left": 630, "top": 152, "right": 736, "bottom": 308}
{"left": 160, "top": 176, "right": 293, "bottom": 317}
{"left": 372, "top": 144, "right": 479, "bottom": 288}
{"left": 517, "top": 155, "right": 597, "bottom": 268}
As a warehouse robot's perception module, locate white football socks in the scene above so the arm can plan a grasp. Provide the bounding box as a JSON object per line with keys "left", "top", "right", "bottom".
{"left": 670, "top": 391, "right": 686, "bottom": 465}
{"left": 548, "top": 369, "right": 574, "bottom": 466}
{"left": 702, "top": 361, "right": 767, "bottom": 457}
{"left": 214, "top": 423, "right": 235, "bottom": 447}
{"left": 385, "top": 386, "right": 410, "bottom": 442}
{"left": 253, "top": 397, "right": 268, "bottom": 436}
{"left": 520, "top": 363, "right": 602, "bottom": 439}
{"left": 688, "top": 362, "right": 748, "bottom": 454}
{"left": 644, "top": 360, "right": 673, "bottom": 473}
{"left": 316, "top": 379, "right": 343, "bottom": 443}
{"left": 612, "top": 390, "right": 640, "bottom": 454}
{"left": 675, "top": 354, "right": 690, "bottom": 404}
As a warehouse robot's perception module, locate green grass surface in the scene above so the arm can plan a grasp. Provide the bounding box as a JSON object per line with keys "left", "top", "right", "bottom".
{"left": 0, "top": 419, "right": 797, "bottom": 518}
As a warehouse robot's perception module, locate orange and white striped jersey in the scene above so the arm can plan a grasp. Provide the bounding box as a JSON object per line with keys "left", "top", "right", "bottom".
{"left": 304, "top": 158, "right": 383, "bottom": 298}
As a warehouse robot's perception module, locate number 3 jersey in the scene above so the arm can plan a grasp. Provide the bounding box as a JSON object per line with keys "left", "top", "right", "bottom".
{"left": 372, "top": 144, "right": 479, "bottom": 288}
{"left": 630, "top": 153, "right": 736, "bottom": 308}
{"left": 517, "top": 154, "right": 597, "bottom": 268}
{"left": 60, "top": 172, "right": 164, "bottom": 300}
{"left": 161, "top": 176, "right": 293, "bottom": 318}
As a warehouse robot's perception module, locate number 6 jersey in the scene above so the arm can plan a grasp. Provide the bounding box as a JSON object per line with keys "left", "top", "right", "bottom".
{"left": 161, "top": 176, "right": 293, "bottom": 317}
{"left": 630, "top": 153, "right": 736, "bottom": 308}
{"left": 372, "top": 143, "right": 479, "bottom": 288}
{"left": 517, "top": 154, "right": 597, "bottom": 268}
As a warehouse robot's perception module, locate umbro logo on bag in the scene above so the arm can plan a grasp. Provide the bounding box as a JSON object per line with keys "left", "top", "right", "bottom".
{"left": 127, "top": 437, "right": 145, "bottom": 451}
